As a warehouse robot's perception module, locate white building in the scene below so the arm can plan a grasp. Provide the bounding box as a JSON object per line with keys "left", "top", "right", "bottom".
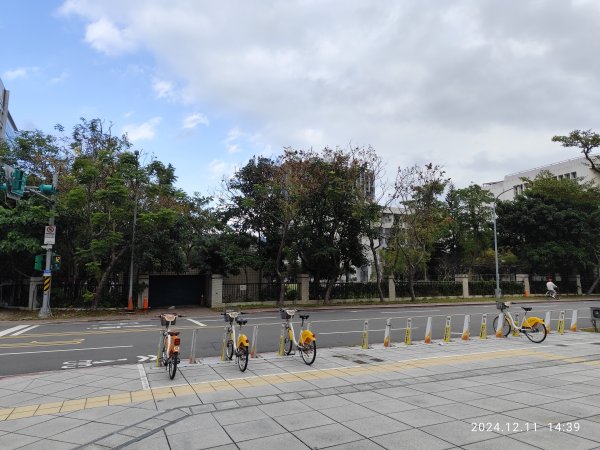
{"left": 0, "top": 77, "right": 18, "bottom": 142}
{"left": 483, "top": 156, "right": 599, "bottom": 201}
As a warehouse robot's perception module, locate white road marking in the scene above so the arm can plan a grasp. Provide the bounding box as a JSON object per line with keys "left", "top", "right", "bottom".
{"left": 11, "top": 325, "right": 39, "bottom": 336}
{"left": 137, "top": 355, "right": 157, "bottom": 363}
{"left": 0, "top": 325, "right": 30, "bottom": 337}
{"left": 0, "top": 345, "right": 133, "bottom": 356}
{"left": 186, "top": 319, "right": 207, "bottom": 327}
{"left": 379, "top": 309, "right": 441, "bottom": 313}
{"left": 138, "top": 364, "right": 150, "bottom": 390}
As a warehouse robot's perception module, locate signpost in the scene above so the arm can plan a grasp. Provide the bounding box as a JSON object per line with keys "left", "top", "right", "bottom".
{"left": 44, "top": 226, "right": 56, "bottom": 245}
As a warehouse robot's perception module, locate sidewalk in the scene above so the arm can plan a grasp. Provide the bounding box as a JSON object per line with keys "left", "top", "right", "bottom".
{"left": 2, "top": 332, "right": 600, "bottom": 449}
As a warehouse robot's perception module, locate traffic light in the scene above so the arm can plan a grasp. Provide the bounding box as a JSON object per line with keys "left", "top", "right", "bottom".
{"left": 11, "top": 169, "right": 27, "bottom": 197}
{"left": 34, "top": 255, "right": 44, "bottom": 271}
{"left": 38, "top": 184, "right": 57, "bottom": 195}
{"left": 51, "top": 253, "right": 61, "bottom": 271}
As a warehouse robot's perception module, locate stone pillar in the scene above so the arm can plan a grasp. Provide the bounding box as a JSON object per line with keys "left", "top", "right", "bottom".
{"left": 516, "top": 274, "right": 530, "bottom": 296}
{"left": 136, "top": 274, "right": 149, "bottom": 309}
{"left": 298, "top": 274, "right": 310, "bottom": 303}
{"left": 576, "top": 274, "right": 582, "bottom": 295}
{"left": 387, "top": 276, "right": 396, "bottom": 301}
{"left": 210, "top": 274, "right": 223, "bottom": 308}
{"left": 28, "top": 277, "right": 43, "bottom": 310}
{"left": 455, "top": 274, "right": 469, "bottom": 298}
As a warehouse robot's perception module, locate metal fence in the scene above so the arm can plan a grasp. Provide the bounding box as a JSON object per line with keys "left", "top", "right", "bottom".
{"left": 310, "top": 281, "right": 389, "bottom": 300}
{"left": 222, "top": 282, "right": 299, "bottom": 303}
{"left": 395, "top": 281, "right": 463, "bottom": 297}
{"left": 469, "top": 280, "right": 524, "bottom": 296}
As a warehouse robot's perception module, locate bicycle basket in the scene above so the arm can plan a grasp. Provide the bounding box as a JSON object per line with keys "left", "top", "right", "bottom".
{"left": 160, "top": 316, "right": 176, "bottom": 326}
{"left": 280, "top": 310, "right": 292, "bottom": 320}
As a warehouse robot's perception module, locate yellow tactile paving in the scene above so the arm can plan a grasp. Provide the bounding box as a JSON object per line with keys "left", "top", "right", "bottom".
{"left": 0, "top": 408, "right": 14, "bottom": 416}
{"left": 172, "top": 386, "right": 195, "bottom": 396}
{"left": 13, "top": 405, "right": 38, "bottom": 413}
{"left": 35, "top": 407, "right": 61, "bottom": 415}
{"left": 7, "top": 411, "right": 36, "bottom": 420}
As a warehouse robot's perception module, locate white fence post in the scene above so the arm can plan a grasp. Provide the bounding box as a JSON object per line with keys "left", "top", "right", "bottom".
{"left": 250, "top": 325, "right": 259, "bottom": 358}
{"left": 570, "top": 310, "right": 578, "bottom": 332}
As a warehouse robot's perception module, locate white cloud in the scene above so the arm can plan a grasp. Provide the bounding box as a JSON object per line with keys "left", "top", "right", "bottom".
{"left": 183, "top": 113, "right": 209, "bottom": 129}
{"left": 152, "top": 78, "right": 174, "bottom": 99}
{"left": 2, "top": 67, "right": 38, "bottom": 81}
{"left": 49, "top": 71, "right": 69, "bottom": 84}
{"left": 122, "top": 117, "right": 161, "bottom": 141}
{"left": 84, "top": 18, "right": 137, "bottom": 56}
{"left": 59, "top": 0, "right": 600, "bottom": 188}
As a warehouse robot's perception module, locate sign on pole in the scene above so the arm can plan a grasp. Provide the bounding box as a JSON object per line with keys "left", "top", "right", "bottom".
{"left": 44, "top": 226, "right": 56, "bottom": 245}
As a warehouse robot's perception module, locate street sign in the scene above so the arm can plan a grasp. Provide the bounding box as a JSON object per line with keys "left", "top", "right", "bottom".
{"left": 44, "top": 226, "right": 56, "bottom": 244}
{"left": 43, "top": 269, "right": 51, "bottom": 276}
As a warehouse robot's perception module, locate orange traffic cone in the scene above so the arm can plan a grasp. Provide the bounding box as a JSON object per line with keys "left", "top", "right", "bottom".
{"left": 143, "top": 297, "right": 148, "bottom": 310}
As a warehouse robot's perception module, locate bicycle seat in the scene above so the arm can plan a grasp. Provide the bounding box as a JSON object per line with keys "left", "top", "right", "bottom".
{"left": 168, "top": 331, "right": 180, "bottom": 336}
{"left": 236, "top": 319, "right": 248, "bottom": 326}
{"left": 521, "top": 307, "right": 532, "bottom": 312}
{"left": 299, "top": 314, "right": 310, "bottom": 320}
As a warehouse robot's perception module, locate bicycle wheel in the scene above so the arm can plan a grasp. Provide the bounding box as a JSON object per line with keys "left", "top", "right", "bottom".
{"left": 284, "top": 329, "right": 294, "bottom": 355}
{"left": 300, "top": 340, "right": 317, "bottom": 365}
{"left": 168, "top": 354, "right": 178, "bottom": 379}
{"left": 492, "top": 316, "right": 511, "bottom": 337}
{"left": 160, "top": 336, "right": 167, "bottom": 367}
{"left": 524, "top": 322, "right": 547, "bottom": 343}
{"left": 237, "top": 345, "right": 249, "bottom": 372}
{"left": 225, "top": 339, "right": 234, "bottom": 360}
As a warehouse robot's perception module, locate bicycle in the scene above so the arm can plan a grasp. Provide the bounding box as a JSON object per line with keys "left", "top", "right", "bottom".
{"left": 222, "top": 311, "right": 250, "bottom": 372}
{"left": 158, "top": 313, "right": 181, "bottom": 379}
{"left": 545, "top": 289, "right": 560, "bottom": 300}
{"left": 280, "top": 308, "right": 317, "bottom": 365}
{"left": 493, "top": 302, "right": 547, "bottom": 343}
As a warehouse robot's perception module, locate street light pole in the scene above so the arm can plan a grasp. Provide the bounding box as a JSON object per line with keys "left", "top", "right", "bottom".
{"left": 493, "top": 186, "right": 515, "bottom": 300}
{"left": 127, "top": 151, "right": 140, "bottom": 311}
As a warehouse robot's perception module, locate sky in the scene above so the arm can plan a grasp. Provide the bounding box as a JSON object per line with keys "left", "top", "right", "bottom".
{"left": 2, "top": 0, "right": 600, "bottom": 197}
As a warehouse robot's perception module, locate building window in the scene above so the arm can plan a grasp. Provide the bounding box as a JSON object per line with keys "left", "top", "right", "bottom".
{"left": 572, "top": 172, "right": 577, "bottom": 178}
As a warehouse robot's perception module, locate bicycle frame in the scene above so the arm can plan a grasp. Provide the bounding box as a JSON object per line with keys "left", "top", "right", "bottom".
{"left": 499, "top": 304, "right": 545, "bottom": 331}
{"left": 223, "top": 312, "right": 249, "bottom": 354}
{"left": 284, "top": 312, "right": 315, "bottom": 349}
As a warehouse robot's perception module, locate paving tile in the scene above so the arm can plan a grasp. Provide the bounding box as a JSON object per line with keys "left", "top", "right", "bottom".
{"left": 321, "top": 403, "right": 379, "bottom": 422}
{"left": 372, "top": 428, "right": 453, "bottom": 450}
{"left": 388, "top": 408, "right": 454, "bottom": 427}
{"left": 213, "top": 406, "right": 269, "bottom": 426}
{"left": 511, "top": 427, "right": 598, "bottom": 450}
{"left": 300, "top": 395, "right": 352, "bottom": 410}
{"left": 421, "top": 419, "right": 502, "bottom": 446}
{"left": 19, "top": 416, "right": 87, "bottom": 438}
{"left": 562, "top": 419, "right": 600, "bottom": 443}
{"left": 237, "top": 433, "right": 308, "bottom": 449}
{"left": 0, "top": 415, "right": 53, "bottom": 433}
{"left": 224, "top": 417, "right": 286, "bottom": 442}
{"left": 258, "top": 399, "right": 312, "bottom": 417}
{"left": 505, "top": 406, "right": 577, "bottom": 425}
{"left": 0, "top": 433, "right": 47, "bottom": 450}
{"left": 14, "top": 438, "right": 77, "bottom": 450}
{"left": 54, "top": 422, "right": 122, "bottom": 445}
{"left": 462, "top": 435, "right": 542, "bottom": 450}
{"left": 97, "top": 407, "right": 159, "bottom": 426}
{"left": 293, "top": 423, "right": 363, "bottom": 449}
{"left": 123, "top": 430, "right": 171, "bottom": 449}
{"left": 274, "top": 410, "right": 336, "bottom": 432}
{"left": 428, "top": 402, "right": 494, "bottom": 420}
{"left": 165, "top": 413, "right": 222, "bottom": 435}
{"left": 339, "top": 390, "right": 389, "bottom": 404}
{"left": 400, "top": 393, "right": 455, "bottom": 408}
{"left": 342, "top": 415, "right": 411, "bottom": 438}
{"left": 326, "top": 439, "right": 385, "bottom": 449}
{"left": 362, "top": 398, "right": 420, "bottom": 414}
{"left": 374, "top": 386, "right": 421, "bottom": 398}
{"left": 467, "top": 397, "right": 528, "bottom": 413}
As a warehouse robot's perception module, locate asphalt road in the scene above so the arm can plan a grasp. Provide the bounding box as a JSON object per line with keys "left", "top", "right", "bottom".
{"left": 1, "top": 300, "right": 598, "bottom": 377}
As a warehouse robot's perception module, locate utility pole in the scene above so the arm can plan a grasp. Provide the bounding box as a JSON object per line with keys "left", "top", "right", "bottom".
{"left": 39, "top": 172, "right": 58, "bottom": 318}
{"left": 127, "top": 150, "right": 140, "bottom": 311}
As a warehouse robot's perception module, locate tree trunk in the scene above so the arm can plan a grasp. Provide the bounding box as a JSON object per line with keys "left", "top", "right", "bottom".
{"left": 369, "top": 235, "right": 384, "bottom": 302}
{"left": 408, "top": 267, "right": 416, "bottom": 301}
{"left": 93, "top": 247, "right": 128, "bottom": 309}
{"left": 275, "top": 222, "right": 290, "bottom": 306}
{"left": 324, "top": 278, "right": 335, "bottom": 304}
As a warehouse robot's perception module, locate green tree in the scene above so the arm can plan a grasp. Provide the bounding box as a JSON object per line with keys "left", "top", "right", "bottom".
{"left": 385, "top": 163, "right": 449, "bottom": 301}
{"left": 552, "top": 129, "right": 600, "bottom": 173}
{"left": 497, "top": 173, "right": 600, "bottom": 277}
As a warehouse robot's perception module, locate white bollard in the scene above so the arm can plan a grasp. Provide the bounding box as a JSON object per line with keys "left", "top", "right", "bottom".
{"left": 384, "top": 318, "right": 392, "bottom": 348}
{"left": 461, "top": 315, "right": 470, "bottom": 341}
{"left": 479, "top": 314, "right": 487, "bottom": 339}
{"left": 443, "top": 316, "right": 452, "bottom": 343}
{"left": 558, "top": 311, "right": 566, "bottom": 334}
{"left": 189, "top": 328, "right": 197, "bottom": 364}
{"left": 362, "top": 320, "right": 369, "bottom": 349}
{"left": 496, "top": 312, "right": 505, "bottom": 338}
{"left": 424, "top": 317, "right": 432, "bottom": 344}
{"left": 544, "top": 311, "right": 552, "bottom": 333}
{"left": 404, "top": 318, "right": 412, "bottom": 345}
{"left": 570, "top": 309, "right": 578, "bottom": 332}
{"left": 250, "top": 325, "right": 259, "bottom": 358}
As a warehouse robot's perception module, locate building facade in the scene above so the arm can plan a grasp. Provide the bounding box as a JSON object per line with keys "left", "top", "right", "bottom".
{"left": 483, "top": 156, "right": 599, "bottom": 201}
{"left": 0, "top": 77, "right": 17, "bottom": 142}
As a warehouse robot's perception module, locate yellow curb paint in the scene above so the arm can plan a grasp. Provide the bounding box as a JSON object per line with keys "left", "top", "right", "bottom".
{"left": 172, "top": 386, "right": 195, "bottom": 396}
{"left": 85, "top": 401, "right": 108, "bottom": 409}
{"left": 109, "top": 394, "right": 131, "bottom": 401}
{"left": 13, "top": 405, "right": 38, "bottom": 413}
{"left": 38, "top": 402, "right": 64, "bottom": 409}
{"left": 7, "top": 411, "right": 35, "bottom": 420}
{"left": 63, "top": 399, "right": 86, "bottom": 406}
{"left": 35, "top": 407, "right": 61, "bottom": 415}
{"left": 131, "top": 393, "right": 154, "bottom": 401}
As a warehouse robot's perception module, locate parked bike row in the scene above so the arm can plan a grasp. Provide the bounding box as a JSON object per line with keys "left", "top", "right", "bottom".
{"left": 157, "top": 302, "right": 583, "bottom": 380}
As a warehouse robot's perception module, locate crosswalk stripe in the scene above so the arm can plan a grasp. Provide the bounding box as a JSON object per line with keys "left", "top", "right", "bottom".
{"left": 0, "top": 325, "right": 30, "bottom": 337}
{"left": 186, "top": 318, "right": 206, "bottom": 327}
{"left": 11, "top": 325, "right": 39, "bottom": 336}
